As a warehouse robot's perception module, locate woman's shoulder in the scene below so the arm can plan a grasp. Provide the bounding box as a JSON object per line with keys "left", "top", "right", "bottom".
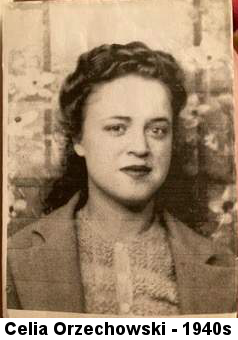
{"left": 8, "top": 215, "right": 54, "bottom": 250}
{"left": 164, "top": 210, "right": 235, "bottom": 267}
{"left": 8, "top": 193, "right": 80, "bottom": 251}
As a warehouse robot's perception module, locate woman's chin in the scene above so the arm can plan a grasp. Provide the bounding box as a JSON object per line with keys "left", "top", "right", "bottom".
{"left": 113, "top": 192, "right": 155, "bottom": 211}
{"left": 90, "top": 179, "right": 157, "bottom": 210}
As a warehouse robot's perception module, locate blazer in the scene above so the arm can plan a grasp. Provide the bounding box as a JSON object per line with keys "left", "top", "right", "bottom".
{"left": 7, "top": 194, "right": 236, "bottom": 315}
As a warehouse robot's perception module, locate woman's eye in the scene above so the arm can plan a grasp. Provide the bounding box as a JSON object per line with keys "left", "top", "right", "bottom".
{"left": 104, "top": 124, "right": 126, "bottom": 136}
{"left": 147, "top": 126, "right": 168, "bottom": 139}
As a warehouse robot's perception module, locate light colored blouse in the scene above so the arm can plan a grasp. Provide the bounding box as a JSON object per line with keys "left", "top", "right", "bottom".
{"left": 76, "top": 208, "right": 180, "bottom": 316}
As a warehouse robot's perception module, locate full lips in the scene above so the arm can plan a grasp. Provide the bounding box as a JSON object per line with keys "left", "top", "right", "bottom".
{"left": 120, "top": 165, "right": 152, "bottom": 178}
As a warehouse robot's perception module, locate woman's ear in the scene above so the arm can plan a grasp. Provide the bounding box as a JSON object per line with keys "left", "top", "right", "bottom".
{"left": 73, "top": 141, "right": 85, "bottom": 157}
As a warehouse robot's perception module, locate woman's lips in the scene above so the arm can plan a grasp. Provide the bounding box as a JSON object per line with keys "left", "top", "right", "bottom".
{"left": 120, "top": 165, "right": 152, "bottom": 178}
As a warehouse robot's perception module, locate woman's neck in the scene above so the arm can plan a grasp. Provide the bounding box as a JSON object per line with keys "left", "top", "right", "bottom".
{"left": 82, "top": 181, "right": 156, "bottom": 241}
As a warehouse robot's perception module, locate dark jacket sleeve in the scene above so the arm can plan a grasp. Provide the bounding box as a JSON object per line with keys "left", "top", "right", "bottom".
{"left": 7, "top": 261, "right": 22, "bottom": 310}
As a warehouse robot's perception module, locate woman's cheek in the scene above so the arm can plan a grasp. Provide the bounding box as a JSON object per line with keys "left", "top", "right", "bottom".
{"left": 153, "top": 136, "right": 172, "bottom": 159}
{"left": 154, "top": 141, "right": 172, "bottom": 179}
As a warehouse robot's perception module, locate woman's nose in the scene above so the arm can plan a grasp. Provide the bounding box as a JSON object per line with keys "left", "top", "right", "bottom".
{"left": 127, "top": 131, "right": 149, "bottom": 158}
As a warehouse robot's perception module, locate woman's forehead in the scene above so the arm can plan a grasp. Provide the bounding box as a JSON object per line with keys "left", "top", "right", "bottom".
{"left": 84, "top": 74, "right": 173, "bottom": 121}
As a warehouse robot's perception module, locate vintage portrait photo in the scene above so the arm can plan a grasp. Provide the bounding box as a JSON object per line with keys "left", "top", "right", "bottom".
{"left": 3, "top": 0, "right": 237, "bottom": 316}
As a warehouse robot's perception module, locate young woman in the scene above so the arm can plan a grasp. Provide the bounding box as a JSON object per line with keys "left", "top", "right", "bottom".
{"left": 7, "top": 42, "right": 236, "bottom": 316}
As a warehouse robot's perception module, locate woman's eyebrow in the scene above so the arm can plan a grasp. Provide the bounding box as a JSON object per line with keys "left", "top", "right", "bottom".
{"left": 102, "top": 116, "right": 171, "bottom": 123}
{"left": 103, "top": 116, "right": 131, "bottom": 122}
{"left": 148, "top": 117, "right": 171, "bottom": 124}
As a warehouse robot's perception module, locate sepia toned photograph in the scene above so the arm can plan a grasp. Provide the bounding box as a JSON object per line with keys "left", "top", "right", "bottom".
{"left": 3, "top": 0, "right": 237, "bottom": 316}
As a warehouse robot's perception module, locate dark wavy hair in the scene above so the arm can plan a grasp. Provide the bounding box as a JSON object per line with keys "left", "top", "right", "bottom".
{"left": 44, "top": 42, "right": 188, "bottom": 214}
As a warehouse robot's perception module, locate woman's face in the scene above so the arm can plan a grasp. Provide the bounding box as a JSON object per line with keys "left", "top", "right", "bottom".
{"left": 74, "top": 75, "right": 173, "bottom": 207}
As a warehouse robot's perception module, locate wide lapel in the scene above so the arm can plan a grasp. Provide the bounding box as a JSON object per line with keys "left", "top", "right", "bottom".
{"left": 165, "top": 211, "right": 236, "bottom": 315}
{"left": 9, "top": 194, "right": 85, "bottom": 313}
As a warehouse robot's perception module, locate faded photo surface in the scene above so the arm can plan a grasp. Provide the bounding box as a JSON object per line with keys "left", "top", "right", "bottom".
{"left": 3, "top": 0, "right": 237, "bottom": 316}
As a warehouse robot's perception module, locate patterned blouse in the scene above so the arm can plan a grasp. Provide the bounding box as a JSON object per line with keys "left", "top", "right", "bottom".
{"left": 76, "top": 208, "right": 180, "bottom": 316}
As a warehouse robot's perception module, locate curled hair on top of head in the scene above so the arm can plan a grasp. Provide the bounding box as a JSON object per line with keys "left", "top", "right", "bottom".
{"left": 59, "top": 41, "right": 187, "bottom": 139}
